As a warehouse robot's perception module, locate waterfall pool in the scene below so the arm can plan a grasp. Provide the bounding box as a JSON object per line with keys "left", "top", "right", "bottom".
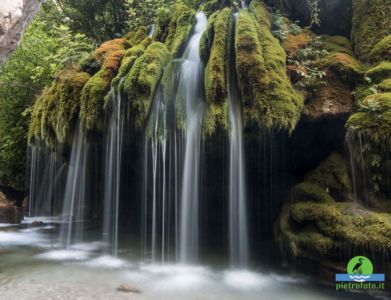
{"left": 0, "top": 222, "right": 384, "bottom": 300}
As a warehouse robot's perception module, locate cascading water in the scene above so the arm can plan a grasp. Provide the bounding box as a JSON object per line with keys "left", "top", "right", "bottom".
{"left": 178, "top": 11, "right": 207, "bottom": 263}
{"left": 59, "top": 123, "right": 89, "bottom": 248}
{"left": 102, "top": 85, "right": 125, "bottom": 256}
{"left": 228, "top": 12, "right": 249, "bottom": 267}
{"left": 28, "top": 146, "right": 65, "bottom": 217}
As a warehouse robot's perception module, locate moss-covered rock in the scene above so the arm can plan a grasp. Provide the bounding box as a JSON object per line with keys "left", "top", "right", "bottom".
{"left": 368, "top": 35, "right": 391, "bottom": 63}
{"left": 277, "top": 152, "right": 391, "bottom": 261}
{"left": 122, "top": 42, "right": 171, "bottom": 130}
{"left": 200, "top": 11, "right": 218, "bottom": 65}
{"left": 0, "top": 191, "right": 22, "bottom": 224}
{"left": 352, "top": 0, "right": 391, "bottom": 60}
{"left": 94, "top": 38, "right": 129, "bottom": 64}
{"left": 347, "top": 93, "right": 391, "bottom": 145}
{"left": 365, "top": 61, "right": 391, "bottom": 83}
{"left": 316, "top": 52, "right": 365, "bottom": 83}
{"left": 235, "top": 1, "right": 303, "bottom": 133}
{"left": 200, "top": 0, "right": 233, "bottom": 17}
{"left": 80, "top": 50, "right": 124, "bottom": 132}
{"left": 29, "top": 68, "right": 91, "bottom": 147}
{"left": 321, "top": 35, "right": 354, "bottom": 56}
{"left": 303, "top": 73, "right": 353, "bottom": 121}
{"left": 163, "top": 2, "right": 196, "bottom": 56}
{"left": 202, "top": 8, "right": 231, "bottom": 136}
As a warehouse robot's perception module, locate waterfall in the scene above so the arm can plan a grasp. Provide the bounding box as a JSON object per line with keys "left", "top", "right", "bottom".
{"left": 228, "top": 12, "right": 249, "bottom": 267}
{"left": 142, "top": 12, "right": 207, "bottom": 263}
{"left": 28, "top": 146, "right": 65, "bottom": 217}
{"left": 241, "top": 0, "right": 248, "bottom": 9}
{"left": 102, "top": 86, "right": 125, "bottom": 257}
{"left": 59, "top": 123, "right": 89, "bottom": 248}
{"left": 179, "top": 11, "right": 207, "bottom": 263}
{"left": 148, "top": 24, "right": 156, "bottom": 38}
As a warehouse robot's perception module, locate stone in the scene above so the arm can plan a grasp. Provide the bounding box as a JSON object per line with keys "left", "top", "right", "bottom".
{"left": 116, "top": 284, "right": 142, "bottom": 294}
{"left": 0, "top": 191, "right": 22, "bottom": 224}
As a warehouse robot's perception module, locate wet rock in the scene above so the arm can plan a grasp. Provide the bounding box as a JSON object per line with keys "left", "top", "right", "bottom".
{"left": 31, "top": 221, "right": 44, "bottom": 226}
{"left": 0, "top": 191, "right": 22, "bottom": 224}
{"left": 116, "top": 284, "right": 142, "bottom": 293}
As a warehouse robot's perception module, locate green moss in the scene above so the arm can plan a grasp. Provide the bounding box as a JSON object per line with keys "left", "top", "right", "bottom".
{"left": 94, "top": 38, "right": 129, "bottom": 64}
{"left": 291, "top": 182, "right": 334, "bottom": 203}
{"left": 200, "top": 11, "right": 218, "bottom": 65}
{"left": 290, "top": 201, "right": 391, "bottom": 251}
{"left": 80, "top": 50, "right": 124, "bottom": 132}
{"left": 347, "top": 93, "right": 391, "bottom": 144}
{"left": 352, "top": 0, "right": 391, "bottom": 60}
{"left": 29, "top": 68, "right": 90, "bottom": 147}
{"left": 235, "top": 3, "right": 303, "bottom": 133}
{"left": 122, "top": 42, "right": 171, "bottom": 130}
{"left": 125, "top": 26, "right": 148, "bottom": 45}
{"left": 200, "top": 0, "right": 233, "bottom": 17}
{"left": 316, "top": 52, "right": 365, "bottom": 83}
{"left": 369, "top": 35, "right": 391, "bottom": 63}
{"left": 203, "top": 8, "right": 231, "bottom": 136}
{"left": 111, "top": 38, "right": 151, "bottom": 90}
{"left": 164, "top": 2, "right": 196, "bottom": 56}
{"left": 321, "top": 35, "right": 354, "bottom": 56}
{"left": 379, "top": 78, "right": 391, "bottom": 92}
{"left": 365, "top": 61, "right": 391, "bottom": 83}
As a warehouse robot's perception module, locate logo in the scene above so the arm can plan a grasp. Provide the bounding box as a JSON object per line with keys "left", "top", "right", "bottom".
{"left": 336, "top": 256, "right": 385, "bottom": 290}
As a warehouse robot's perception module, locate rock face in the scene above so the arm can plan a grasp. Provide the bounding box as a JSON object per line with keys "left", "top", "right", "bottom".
{"left": 0, "top": 191, "right": 22, "bottom": 224}
{"left": 0, "top": 0, "right": 43, "bottom": 64}
{"left": 265, "top": 0, "right": 352, "bottom": 37}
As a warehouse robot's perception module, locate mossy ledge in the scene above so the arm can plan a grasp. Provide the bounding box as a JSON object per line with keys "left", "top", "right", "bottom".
{"left": 202, "top": 8, "right": 232, "bottom": 136}
{"left": 122, "top": 42, "right": 172, "bottom": 131}
{"left": 235, "top": 0, "right": 303, "bottom": 133}
{"left": 29, "top": 68, "right": 91, "bottom": 148}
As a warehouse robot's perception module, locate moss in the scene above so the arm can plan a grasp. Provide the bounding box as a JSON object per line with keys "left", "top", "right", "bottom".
{"left": 316, "top": 52, "right": 365, "bottom": 83}
{"left": 125, "top": 26, "right": 148, "bottom": 45}
{"left": 111, "top": 38, "right": 151, "bottom": 90}
{"left": 200, "top": 11, "right": 218, "bottom": 65}
{"left": 368, "top": 35, "right": 391, "bottom": 63}
{"left": 379, "top": 78, "right": 391, "bottom": 92}
{"left": 203, "top": 8, "right": 231, "bottom": 136}
{"left": 29, "top": 68, "right": 90, "bottom": 147}
{"left": 283, "top": 32, "right": 312, "bottom": 57}
{"left": 347, "top": 93, "right": 391, "bottom": 145}
{"left": 352, "top": 0, "right": 391, "bottom": 60}
{"left": 235, "top": 3, "right": 303, "bottom": 133}
{"left": 80, "top": 50, "right": 124, "bottom": 132}
{"left": 321, "top": 35, "right": 354, "bottom": 56}
{"left": 365, "top": 61, "right": 391, "bottom": 83}
{"left": 122, "top": 42, "right": 171, "bottom": 130}
{"left": 94, "top": 38, "right": 129, "bottom": 64}
{"left": 200, "top": 0, "right": 232, "bottom": 17}
{"left": 290, "top": 201, "right": 391, "bottom": 251}
{"left": 291, "top": 182, "right": 334, "bottom": 203}
{"left": 164, "top": 2, "right": 196, "bottom": 56}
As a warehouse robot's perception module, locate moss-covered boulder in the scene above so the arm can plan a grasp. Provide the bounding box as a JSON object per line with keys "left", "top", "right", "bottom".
{"left": 321, "top": 35, "right": 354, "bottom": 56}
{"left": 202, "top": 8, "right": 232, "bottom": 136}
{"left": 29, "top": 68, "right": 91, "bottom": 147}
{"left": 276, "top": 152, "right": 391, "bottom": 265}
{"left": 235, "top": 0, "right": 303, "bottom": 133}
{"left": 283, "top": 32, "right": 312, "bottom": 57}
{"left": 352, "top": 0, "right": 391, "bottom": 60}
{"left": 379, "top": 78, "right": 391, "bottom": 92}
{"left": 316, "top": 52, "right": 365, "bottom": 83}
{"left": 122, "top": 42, "right": 171, "bottom": 130}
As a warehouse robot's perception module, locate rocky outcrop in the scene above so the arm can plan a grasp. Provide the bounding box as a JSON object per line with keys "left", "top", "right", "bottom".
{"left": 0, "top": 0, "right": 44, "bottom": 64}
{"left": 0, "top": 191, "right": 22, "bottom": 224}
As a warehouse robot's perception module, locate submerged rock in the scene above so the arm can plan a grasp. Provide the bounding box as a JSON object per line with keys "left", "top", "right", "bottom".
{"left": 116, "top": 284, "right": 142, "bottom": 293}
{"left": 0, "top": 191, "right": 22, "bottom": 224}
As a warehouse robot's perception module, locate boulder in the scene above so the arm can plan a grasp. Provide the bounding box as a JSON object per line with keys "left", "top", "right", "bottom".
{"left": 0, "top": 191, "right": 22, "bottom": 224}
